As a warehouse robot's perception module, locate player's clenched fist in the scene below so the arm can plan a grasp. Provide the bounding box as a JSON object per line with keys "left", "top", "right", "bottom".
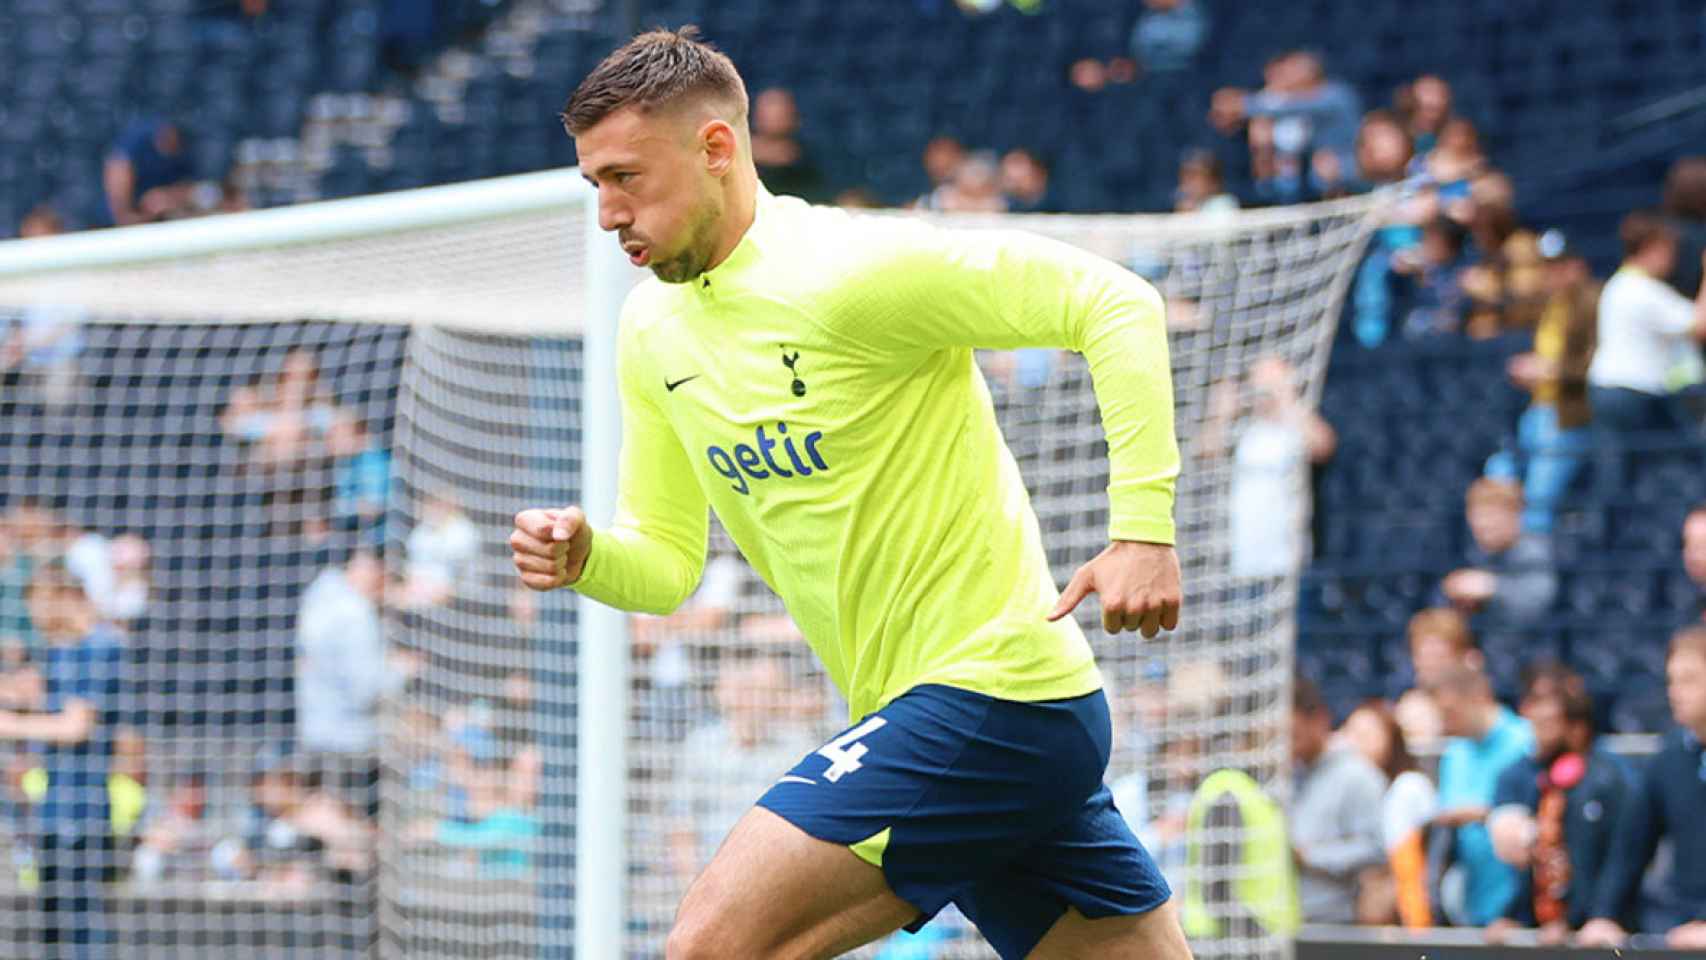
{"left": 511, "top": 506, "right": 593, "bottom": 591}
{"left": 1047, "top": 540, "right": 1183, "bottom": 637}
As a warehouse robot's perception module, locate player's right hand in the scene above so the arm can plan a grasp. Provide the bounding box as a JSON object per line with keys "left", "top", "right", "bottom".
{"left": 511, "top": 506, "right": 592, "bottom": 590}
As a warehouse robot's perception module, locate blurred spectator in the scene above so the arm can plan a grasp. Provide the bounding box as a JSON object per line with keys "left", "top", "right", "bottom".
{"left": 131, "top": 770, "right": 216, "bottom": 884}
{"left": 1438, "top": 478, "right": 1557, "bottom": 623}
{"left": 1129, "top": 0, "right": 1208, "bottom": 75}
{"left": 107, "top": 725, "right": 147, "bottom": 852}
{"left": 1396, "top": 74, "right": 1453, "bottom": 156}
{"left": 1346, "top": 114, "right": 1422, "bottom": 346}
{"left": 1075, "top": 0, "right": 1209, "bottom": 90}
{"left": 222, "top": 346, "right": 340, "bottom": 469}
{"left": 929, "top": 152, "right": 1008, "bottom": 213}
{"left": 999, "top": 148, "right": 1055, "bottom": 213}
{"left": 231, "top": 749, "right": 373, "bottom": 891}
{"left": 1461, "top": 222, "right": 1545, "bottom": 339}
{"left": 401, "top": 491, "right": 479, "bottom": 607}
{"left": 1432, "top": 665, "right": 1534, "bottom": 926}
{"left": 1174, "top": 149, "right": 1239, "bottom": 216}
{"left": 104, "top": 118, "right": 195, "bottom": 227}
{"left": 1484, "top": 665, "right": 1627, "bottom": 944}
{"left": 1578, "top": 626, "right": 1706, "bottom": 949}
{"left": 1662, "top": 156, "right": 1706, "bottom": 300}
{"left": 93, "top": 533, "right": 151, "bottom": 630}
{"left": 1462, "top": 172, "right": 1520, "bottom": 248}
{"left": 1346, "top": 109, "right": 1413, "bottom": 193}
{"left": 1, "top": 207, "right": 86, "bottom": 410}
{"left": 232, "top": 752, "right": 319, "bottom": 892}
{"left": 751, "top": 88, "right": 828, "bottom": 204}
{"left": 914, "top": 136, "right": 966, "bottom": 207}
{"left": 1587, "top": 210, "right": 1706, "bottom": 435}
{"left": 1341, "top": 700, "right": 1436, "bottom": 928}
{"left": 1213, "top": 51, "right": 1362, "bottom": 204}
{"left": 1202, "top": 356, "right": 1335, "bottom": 579}
{"left": 424, "top": 752, "right": 540, "bottom": 878}
{"left": 1411, "top": 117, "right": 1485, "bottom": 205}
{"left": 1489, "top": 231, "right": 1599, "bottom": 533}
{"left": 1394, "top": 607, "right": 1480, "bottom": 748}
{"left": 0, "top": 561, "right": 124, "bottom": 953}
{"left": 327, "top": 414, "right": 390, "bottom": 542}
{"left": 666, "top": 640, "right": 820, "bottom": 883}
{"left": 1684, "top": 505, "right": 1706, "bottom": 627}
{"left": 296, "top": 546, "right": 413, "bottom": 815}
{"left": 1289, "top": 676, "right": 1386, "bottom": 924}
{"left": 1395, "top": 215, "right": 1473, "bottom": 339}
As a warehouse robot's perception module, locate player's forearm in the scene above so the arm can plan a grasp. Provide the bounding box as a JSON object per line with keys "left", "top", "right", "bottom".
{"left": 1079, "top": 288, "right": 1180, "bottom": 544}
{"left": 570, "top": 524, "right": 703, "bottom": 615}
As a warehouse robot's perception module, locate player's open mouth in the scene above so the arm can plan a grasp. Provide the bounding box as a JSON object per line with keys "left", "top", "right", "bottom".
{"left": 623, "top": 242, "right": 650, "bottom": 267}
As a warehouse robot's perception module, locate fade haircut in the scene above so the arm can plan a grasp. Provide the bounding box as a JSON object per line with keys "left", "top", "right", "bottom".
{"left": 562, "top": 26, "right": 749, "bottom": 136}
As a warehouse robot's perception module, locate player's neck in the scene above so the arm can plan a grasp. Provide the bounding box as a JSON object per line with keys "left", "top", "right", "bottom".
{"left": 702, "top": 170, "right": 759, "bottom": 274}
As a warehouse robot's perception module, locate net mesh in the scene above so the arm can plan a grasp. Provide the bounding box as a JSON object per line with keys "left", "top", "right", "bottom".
{"left": 0, "top": 177, "right": 1381, "bottom": 959}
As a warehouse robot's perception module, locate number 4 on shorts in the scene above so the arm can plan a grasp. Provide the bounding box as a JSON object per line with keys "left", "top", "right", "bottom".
{"left": 816, "top": 716, "right": 888, "bottom": 783}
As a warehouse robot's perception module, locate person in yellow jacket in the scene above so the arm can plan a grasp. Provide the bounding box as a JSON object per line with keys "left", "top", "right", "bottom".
{"left": 1178, "top": 767, "right": 1300, "bottom": 940}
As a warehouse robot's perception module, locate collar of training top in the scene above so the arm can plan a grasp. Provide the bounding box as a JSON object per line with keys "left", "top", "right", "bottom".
{"left": 694, "top": 185, "right": 778, "bottom": 292}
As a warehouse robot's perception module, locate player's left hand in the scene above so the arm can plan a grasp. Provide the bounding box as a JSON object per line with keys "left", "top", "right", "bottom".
{"left": 1047, "top": 540, "right": 1181, "bottom": 637}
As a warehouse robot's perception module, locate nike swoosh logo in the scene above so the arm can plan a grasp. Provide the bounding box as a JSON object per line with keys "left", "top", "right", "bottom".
{"left": 664, "top": 375, "right": 700, "bottom": 392}
{"left": 775, "top": 775, "right": 815, "bottom": 787}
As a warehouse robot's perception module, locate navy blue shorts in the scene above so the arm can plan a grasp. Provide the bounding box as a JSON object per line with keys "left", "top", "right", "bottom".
{"left": 756, "top": 684, "right": 1171, "bottom": 959}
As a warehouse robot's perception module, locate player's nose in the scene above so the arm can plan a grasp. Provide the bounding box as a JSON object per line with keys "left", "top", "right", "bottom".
{"left": 597, "top": 193, "right": 631, "bottom": 232}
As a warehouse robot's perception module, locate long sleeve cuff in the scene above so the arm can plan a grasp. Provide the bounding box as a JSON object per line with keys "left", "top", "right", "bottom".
{"left": 1108, "top": 477, "right": 1176, "bottom": 545}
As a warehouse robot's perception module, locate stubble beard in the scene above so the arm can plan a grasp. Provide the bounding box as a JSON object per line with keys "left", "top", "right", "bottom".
{"left": 650, "top": 194, "right": 723, "bottom": 284}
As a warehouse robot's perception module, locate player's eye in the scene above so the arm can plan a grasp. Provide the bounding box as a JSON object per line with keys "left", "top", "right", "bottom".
{"left": 613, "top": 172, "right": 637, "bottom": 186}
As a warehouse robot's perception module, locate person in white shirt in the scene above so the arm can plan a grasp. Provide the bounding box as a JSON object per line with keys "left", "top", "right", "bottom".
{"left": 1201, "top": 356, "right": 1336, "bottom": 580}
{"left": 402, "top": 491, "right": 480, "bottom": 607}
{"left": 1587, "top": 210, "right": 1706, "bottom": 435}
{"left": 1341, "top": 699, "right": 1437, "bottom": 927}
{"left": 296, "top": 548, "right": 402, "bottom": 755}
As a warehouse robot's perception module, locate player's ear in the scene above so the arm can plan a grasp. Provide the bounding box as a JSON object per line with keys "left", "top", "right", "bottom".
{"left": 701, "top": 119, "right": 737, "bottom": 178}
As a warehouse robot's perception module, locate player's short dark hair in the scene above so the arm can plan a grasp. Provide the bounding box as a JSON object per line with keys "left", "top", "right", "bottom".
{"left": 1620, "top": 208, "right": 1677, "bottom": 260}
{"left": 562, "top": 26, "right": 748, "bottom": 136}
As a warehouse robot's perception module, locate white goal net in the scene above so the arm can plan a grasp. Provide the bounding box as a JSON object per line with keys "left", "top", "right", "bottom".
{"left": 0, "top": 169, "right": 1380, "bottom": 960}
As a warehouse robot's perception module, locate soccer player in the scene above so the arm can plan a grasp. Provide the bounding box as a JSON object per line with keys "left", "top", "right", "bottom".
{"left": 511, "top": 27, "right": 1192, "bottom": 960}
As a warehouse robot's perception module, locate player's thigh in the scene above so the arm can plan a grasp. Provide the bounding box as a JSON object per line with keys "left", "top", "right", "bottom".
{"left": 670, "top": 805, "right": 917, "bottom": 960}
{"left": 1027, "top": 899, "right": 1194, "bottom": 960}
